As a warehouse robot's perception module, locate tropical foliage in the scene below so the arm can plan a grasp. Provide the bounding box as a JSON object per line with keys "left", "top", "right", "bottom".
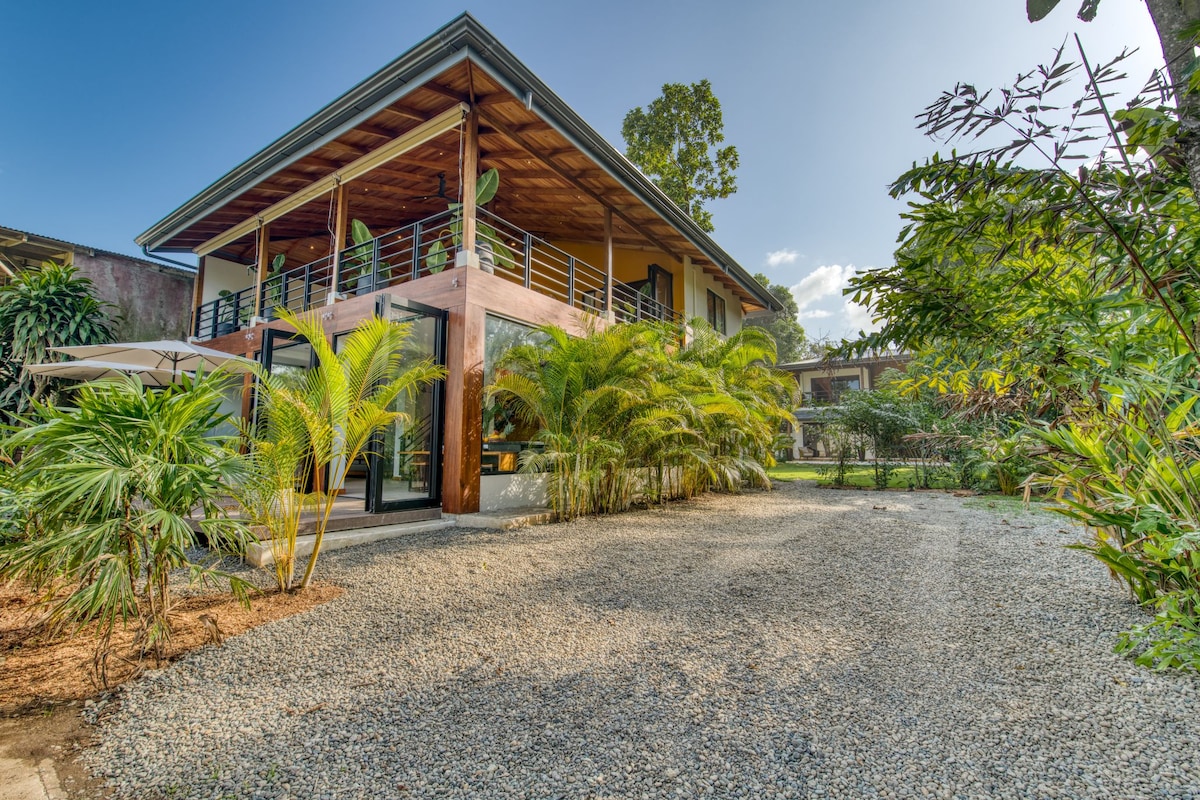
{"left": 0, "top": 373, "right": 252, "bottom": 678}
{"left": 841, "top": 40, "right": 1200, "bottom": 668}
{"left": 489, "top": 319, "right": 795, "bottom": 520}
{"left": 248, "top": 309, "right": 445, "bottom": 590}
{"left": 0, "top": 261, "right": 114, "bottom": 422}
{"left": 746, "top": 273, "right": 808, "bottom": 362}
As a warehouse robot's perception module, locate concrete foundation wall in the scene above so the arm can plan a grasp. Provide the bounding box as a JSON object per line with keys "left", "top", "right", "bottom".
{"left": 479, "top": 473, "right": 548, "bottom": 511}
{"left": 74, "top": 252, "right": 194, "bottom": 340}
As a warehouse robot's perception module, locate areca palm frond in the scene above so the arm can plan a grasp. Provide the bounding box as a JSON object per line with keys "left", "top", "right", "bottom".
{"left": 254, "top": 309, "right": 445, "bottom": 590}
{"left": 490, "top": 316, "right": 796, "bottom": 518}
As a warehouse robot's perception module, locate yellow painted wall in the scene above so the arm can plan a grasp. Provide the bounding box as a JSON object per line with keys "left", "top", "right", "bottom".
{"left": 550, "top": 240, "right": 683, "bottom": 311}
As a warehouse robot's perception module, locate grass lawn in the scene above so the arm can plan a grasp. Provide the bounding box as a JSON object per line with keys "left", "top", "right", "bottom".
{"left": 767, "top": 461, "right": 931, "bottom": 489}
{"left": 768, "top": 462, "right": 1058, "bottom": 516}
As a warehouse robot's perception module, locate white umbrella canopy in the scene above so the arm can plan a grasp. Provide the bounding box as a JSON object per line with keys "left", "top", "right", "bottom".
{"left": 23, "top": 359, "right": 190, "bottom": 388}
{"left": 50, "top": 340, "right": 256, "bottom": 373}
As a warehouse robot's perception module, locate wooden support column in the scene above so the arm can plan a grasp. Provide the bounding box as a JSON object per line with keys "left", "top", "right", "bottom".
{"left": 190, "top": 255, "right": 207, "bottom": 338}
{"left": 331, "top": 183, "right": 349, "bottom": 294}
{"left": 461, "top": 109, "right": 479, "bottom": 260}
{"left": 441, "top": 301, "right": 485, "bottom": 514}
{"left": 603, "top": 207, "right": 614, "bottom": 317}
{"left": 252, "top": 224, "right": 270, "bottom": 317}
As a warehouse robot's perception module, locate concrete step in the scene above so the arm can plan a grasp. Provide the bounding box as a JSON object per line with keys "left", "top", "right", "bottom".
{"left": 451, "top": 507, "right": 556, "bottom": 530}
{"left": 245, "top": 518, "right": 456, "bottom": 567}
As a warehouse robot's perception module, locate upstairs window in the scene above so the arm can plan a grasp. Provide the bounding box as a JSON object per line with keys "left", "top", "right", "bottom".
{"left": 706, "top": 289, "right": 726, "bottom": 335}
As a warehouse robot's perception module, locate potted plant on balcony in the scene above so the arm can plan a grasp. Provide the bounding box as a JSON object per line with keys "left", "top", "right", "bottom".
{"left": 261, "top": 253, "right": 285, "bottom": 316}
{"left": 424, "top": 168, "right": 516, "bottom": 274}
{"left": 345, "top": 219, "right": 393, "bottom": 294}
{"left": 215, "top": 290, "right": 251, "bottom": 336}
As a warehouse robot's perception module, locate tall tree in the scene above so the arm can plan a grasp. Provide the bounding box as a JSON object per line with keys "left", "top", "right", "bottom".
{"left": 621, "top": 80, "right": 739, "bottom": 232}
{"left": 1029, "top": 0, "right": 1200, "bottom": 201}
{"left": 745, "top": 272, "right": 808, "bottom": 362}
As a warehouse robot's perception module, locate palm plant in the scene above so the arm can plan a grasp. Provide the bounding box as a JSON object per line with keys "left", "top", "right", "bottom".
{"left": 490, "top": 321, "right": 674, "bottom": 519}
{"left": 254, "top": 308, "right": 445, "bottom": 590}
{"left": 0, "top": 261, "right": 114, "bottom": 421}
{"left": 671, "top": 322, "right": 797, "bottom": 494}
{"left": 489, "top": 318, "right": 794, "bottom": 519}
{"left": 234, "top": 395, "right": 312, "bottom": 593}
{"left": 0, "top": 372, "right": 253, "bottom": 674}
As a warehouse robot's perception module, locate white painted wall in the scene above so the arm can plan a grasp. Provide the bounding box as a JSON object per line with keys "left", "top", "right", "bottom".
{"left": 682, "top": 255, "right": 742, "bottom": 335}
{"left": 479, "top": 473, "right": 548, "bottom": 511}
{"left": 202, "top": 255, "right": 253, "bottom": 303}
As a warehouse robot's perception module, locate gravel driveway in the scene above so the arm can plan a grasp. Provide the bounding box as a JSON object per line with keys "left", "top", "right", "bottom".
{"left": 86, "top": 483, "right": 1200, "bottom": 799}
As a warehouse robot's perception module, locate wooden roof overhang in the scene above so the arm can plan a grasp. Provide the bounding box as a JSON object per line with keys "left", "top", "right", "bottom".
{"left": 136, "top": 13, "right": 780, "bottom": 314}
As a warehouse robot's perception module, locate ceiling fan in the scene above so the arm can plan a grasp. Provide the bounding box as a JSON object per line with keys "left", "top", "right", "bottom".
{"left": 408, "top": 172, "right": 450, "bottom": 202}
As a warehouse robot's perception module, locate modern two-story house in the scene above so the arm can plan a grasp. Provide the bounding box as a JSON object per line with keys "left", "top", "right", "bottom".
{"left": 136, "top": 13, "right": 780, "bottom": 517}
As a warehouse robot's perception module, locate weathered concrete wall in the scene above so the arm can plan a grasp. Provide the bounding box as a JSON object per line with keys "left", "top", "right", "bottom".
{"left": 73, "top": 252, "right": 194, "bottom": 340}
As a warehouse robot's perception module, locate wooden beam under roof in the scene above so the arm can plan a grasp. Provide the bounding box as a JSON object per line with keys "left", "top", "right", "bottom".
{"left": 419, "top": 82, "right": 469, "bottom": 103}
{"left": 378, "top": 105, "right": 429, "bottom": 124}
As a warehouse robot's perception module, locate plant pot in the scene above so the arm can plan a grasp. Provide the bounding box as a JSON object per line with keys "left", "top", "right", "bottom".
{"left": 477, "top": 241, "right": 495, "bottom": 274}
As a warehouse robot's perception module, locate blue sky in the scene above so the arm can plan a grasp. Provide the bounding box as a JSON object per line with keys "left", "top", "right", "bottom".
{"left": 0, "top": 1, "right": 1164, "bottom": 339}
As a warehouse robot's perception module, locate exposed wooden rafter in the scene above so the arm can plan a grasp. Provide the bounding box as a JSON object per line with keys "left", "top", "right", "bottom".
{"left": 194, "top": 104, "right": 469, "bottom": 256}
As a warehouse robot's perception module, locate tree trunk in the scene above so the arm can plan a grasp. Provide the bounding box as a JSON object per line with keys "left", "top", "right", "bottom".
{"left": 1145, "top": 0, "right": 1200, "bottom": 198}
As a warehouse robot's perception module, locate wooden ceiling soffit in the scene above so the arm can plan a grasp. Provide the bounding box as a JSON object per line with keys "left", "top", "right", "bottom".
{"left": 476, "top": 108, "right": 680, "bottom": 262}
{"left": 195, "top": 103, "right": 469, "bottom": 256}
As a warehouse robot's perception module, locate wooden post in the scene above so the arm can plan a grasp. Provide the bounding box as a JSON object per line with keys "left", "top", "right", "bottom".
{"left": 191, "top": 255, "right": 207, "bottom": 338}
{"left": 253, "top": 224, "right": 270, "bottom": 317}
{"left": 603, "top": 207, "right": 614, "bottom": 317}
{"left": 461, "top": 109, "right": 479, "bottom": 260}
{"left": 441, "top": 302, "right": 484, "bottom": 514}
{"left": 332, "top": 182, "right": 348, "bottom": 294}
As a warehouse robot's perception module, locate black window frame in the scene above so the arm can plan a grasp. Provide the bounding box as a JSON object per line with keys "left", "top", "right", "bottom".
{"left": 706, "top": 289, "right": 726, "bottom": 335}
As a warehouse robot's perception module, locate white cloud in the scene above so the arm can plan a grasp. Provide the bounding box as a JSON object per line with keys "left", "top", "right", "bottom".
{"left": 790, "top": 264, "right": 856, "bottom": 311}
{"left": 843, "top": 299, "right": 880, "bottom": 334}
{"left": 797, "top": 308, "right": 833, "bottom": 320}
{"left": 765, "top": 249, "right": 799, "bottom": 268}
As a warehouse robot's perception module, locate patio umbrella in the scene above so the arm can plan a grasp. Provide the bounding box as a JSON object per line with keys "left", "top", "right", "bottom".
{"left": 23, "top": 359, "right": 189, "bottom": 388}
{"left": 50, "top": 339, "right": 256, "bottom": 373}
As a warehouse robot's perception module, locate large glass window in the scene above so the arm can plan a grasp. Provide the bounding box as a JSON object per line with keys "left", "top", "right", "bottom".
{"left": 707, "top": 289, "right": 726, "bottom": 335}
{"left": 483, "top": 314, "right": 546, "bottom": 474}
{"left": 830, "top": 376, "right": 860, "bottom": 402}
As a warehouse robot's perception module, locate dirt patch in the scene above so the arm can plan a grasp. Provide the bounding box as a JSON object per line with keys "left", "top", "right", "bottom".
{"left": 0, "top": 580, "right": 341, "bottom": 711}
{"left": 0, "top": 580, "right": 340, "bottom": 798}
{"left": 0, "top": 707, "right": 106, "bottom": 798}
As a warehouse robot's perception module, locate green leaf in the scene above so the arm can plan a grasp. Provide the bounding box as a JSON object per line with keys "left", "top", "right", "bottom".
{"left": 475, "top": 168, "right": 499, "bottom": 206}
{"left": 1027, "top": 1, "right": 1063, "bottom": 22}
{"left": 425, "top": 240, "right": 447, "bottom": 274}
{"left": 350, "top": 218, "right": 373, "bottom": 246}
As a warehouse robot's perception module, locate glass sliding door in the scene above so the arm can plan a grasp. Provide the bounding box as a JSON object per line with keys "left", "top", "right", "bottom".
{"left": 366, "top": 295, "right": 445, "bottom": 512}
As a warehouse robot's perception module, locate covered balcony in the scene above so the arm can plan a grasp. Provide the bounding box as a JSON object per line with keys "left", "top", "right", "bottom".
{"left": 192, "top": 207, "right": 681, "bottom": 342}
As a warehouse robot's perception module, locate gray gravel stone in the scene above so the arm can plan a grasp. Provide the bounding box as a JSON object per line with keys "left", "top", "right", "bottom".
{"left": 83, "top": 484, "right": 1200, "bottom": 799}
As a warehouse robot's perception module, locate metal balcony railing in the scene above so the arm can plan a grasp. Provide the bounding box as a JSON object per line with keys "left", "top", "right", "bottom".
{"left": 193, "top": 209, "right": 683, "bottom": 340}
